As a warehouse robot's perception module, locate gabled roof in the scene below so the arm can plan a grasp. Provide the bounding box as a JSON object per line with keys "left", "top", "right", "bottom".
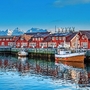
{"left": 79, "top": 30, "right": 90, "bottom": 39}
{"left": 14, "top": 36, "right": 21, "bottom": 42}
{"left": 14, "top": 35, "right": 29, "bottom": 42}
{"left": 66, "top": 32, "right": 77, "bottom": 42}
{"left": 42, "top": 36, "right": 52, "bottom": 42}
{"left": 0, "top": 35, "right": 14, "bottom": 38}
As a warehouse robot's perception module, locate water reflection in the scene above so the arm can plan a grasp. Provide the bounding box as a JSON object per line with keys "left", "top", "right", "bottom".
{"left": 0, "top": 56, "right": 90, "bottom": 89}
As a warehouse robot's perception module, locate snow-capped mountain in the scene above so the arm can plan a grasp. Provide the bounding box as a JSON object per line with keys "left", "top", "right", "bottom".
{"left": 26, "top": 28, "right": 48, "bottom": 33}
{"left": 5, "top": 29, "right": 13, "bottom": 36}
{"left": 0, "top": 29, "right": 12, "bottom": 36}
{"left": 0, "top": 30, "right": 6, "bottom": 35}
{"left": 12, "top": 27, "right": 24, "bottom": 35}
{"left": 0, "top": 28, "right": 24, "bottom": 36}
{"left": 0, "top": 27, "right": 48, "bottom": 36}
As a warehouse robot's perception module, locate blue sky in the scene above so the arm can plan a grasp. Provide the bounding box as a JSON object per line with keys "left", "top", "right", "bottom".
{"left": 0, "top": 0, "right": 90, "bottom": 31}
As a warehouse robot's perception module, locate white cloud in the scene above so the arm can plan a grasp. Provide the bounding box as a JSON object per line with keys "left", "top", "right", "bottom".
{"left": 54, "top": 0, "right": 90, "bottom": 7}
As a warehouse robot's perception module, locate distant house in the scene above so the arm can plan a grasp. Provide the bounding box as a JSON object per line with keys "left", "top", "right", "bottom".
{"left": 29, "top": 32, "right": 50, "bottom": 48}
{"left": 77, "top": 31, "right": 90, "bottom": 49}
{"left": 66, "top": 32, "right": 78, "bottom": 49}
{"left": 0, "top": 36, "right": 14, "bottom": 47}
{"left": 15, "top": 35, "right": 29, "bottom": 48}
{"left": 49, "top": 32, "right": 72, "bottom": 48}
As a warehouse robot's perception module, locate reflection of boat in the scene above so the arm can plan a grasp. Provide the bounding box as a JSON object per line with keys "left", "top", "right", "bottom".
{"left": 18, "top": 57, "right": 27, "bottom": 61}
{"left": 55, "top": 47, "right": 85, "bottom": 62}
{"left": 18, "top": 46, "right": 28, "bottom": 57}
{"left": 58, "top": 61, "right": 85, "bottom": 69}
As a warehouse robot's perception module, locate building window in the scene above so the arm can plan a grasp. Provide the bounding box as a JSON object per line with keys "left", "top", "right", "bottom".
{"left": 52, "top": 37, "right": 54, "bottom": 40}
{"left": 20, "top": 38, "right": 24, "bottom": 40}
{"left": 61, "top": 37, "right": 63, "bottom": 40}
{"left": 1, "top": 42, "right": 4, "bottom": 46}
{"left": 48, "top": 43, "right": 52, "bottom": 47}
{"left": 21, "top": 43, "right": 27, "bottom": 46}
{"left": 38, "top": 38, "right": 40, "bottom": 41}
{"left": 29, "top": 43, "right": 36, "bottom": 47}
{"left": 8, "top": 42, "right": 13, "bottom": 46}
{"left": 33, "top": 38, "right": 34, "bottom": 41}
{"left": 81, "top": 42, "right": 88, "bottom": 48}
{"left": 10, "top": 38, "right": 12, "bottom": 41}
{"left": 3, "top": 39, "right": 5, "bottom": 41}
{"left": 59, "top": 37, "right": 61, "bottom": 40}
{"left": 36, "top": 38, "right": 37, "bottom": 40}
{"left": 17, "top": 43, "right": 20, "bottom": 47}
{"left": 41, "top": 38, "right": 43, "bottom": 40}
{"left": 6, "top": 39, "right": 9, "bottom": 41}
{"left": 56, "top": 37, "right": 58, "bottom": 40}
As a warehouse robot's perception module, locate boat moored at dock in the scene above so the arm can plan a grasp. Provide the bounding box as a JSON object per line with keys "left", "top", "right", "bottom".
{"left": 55, "top": 47, "right": 85, "bottom": 62}
{"left": 18, "top": 46, "right": 28, "bottom": 57}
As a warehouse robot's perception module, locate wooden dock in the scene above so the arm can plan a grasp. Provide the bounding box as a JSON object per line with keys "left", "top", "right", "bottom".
{"left": 11, "top": 48, "right": 55, "bottom": 60}
{"left": 0, "top": 46, "right": 11, "bottom": 54}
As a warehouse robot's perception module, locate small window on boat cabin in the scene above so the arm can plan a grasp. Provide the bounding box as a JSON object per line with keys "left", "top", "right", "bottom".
{"left": 56, "top": 37, "right": 58, "bottom": 40}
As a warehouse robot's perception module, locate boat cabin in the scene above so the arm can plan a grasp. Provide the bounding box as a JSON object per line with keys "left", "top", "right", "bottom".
{"left": 57, "top": 47, "right": 71, "bottom": 55}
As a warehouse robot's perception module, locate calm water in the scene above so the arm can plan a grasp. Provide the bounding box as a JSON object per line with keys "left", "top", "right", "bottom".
{"left": 0, "top": 55, "right": 90, "bottom": 90}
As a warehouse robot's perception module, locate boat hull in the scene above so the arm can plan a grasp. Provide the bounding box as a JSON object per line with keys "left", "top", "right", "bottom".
{"left": 18, "top": 54, "right": 28, "bottom": 57}
{"left": 55, "top": 54, "right": 85, "bottom": 62}
{"left": 18, "top": 52, "right": 28, "bottom": 57}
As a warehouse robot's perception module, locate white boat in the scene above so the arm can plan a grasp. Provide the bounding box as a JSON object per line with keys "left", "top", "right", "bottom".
{"left": 55, "top": 47, "right": 85, "bottom": 62}
{"left": 18, "top": 49, "right": 28, "bottom": 57}
{"left": 18, "top": 46, "right": 28, "bottom": 57}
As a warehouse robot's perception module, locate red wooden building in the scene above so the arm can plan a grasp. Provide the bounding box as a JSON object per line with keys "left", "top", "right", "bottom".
{"left": 29, "top": 32, "right": 50, "bottom": 48}
{"left": 15, "top": 35, "right": 29, "bottom": 48}
{"left": 77, "top": 31, "right": 90, "bottom": 49}
{"left": 0, "top": 36, "right": 15, "bottom": 47}
{"left": 0, "top": 30, "right": 89, "bottom": 49}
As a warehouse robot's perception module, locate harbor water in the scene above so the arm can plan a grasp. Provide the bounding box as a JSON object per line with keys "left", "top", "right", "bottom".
{"left": 0, "top": 54, "right": 90, "bottom": 90}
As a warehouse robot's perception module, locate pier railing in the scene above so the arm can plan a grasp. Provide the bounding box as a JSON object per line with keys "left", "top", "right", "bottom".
{"left": 28, "top": 48, "right": 55, "bottom": 54}
{"left": 0, "top": 46, "right": 11, "bottom": 52}
{"left": 11, "top": 48, "right": 56, "bottom": 54}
